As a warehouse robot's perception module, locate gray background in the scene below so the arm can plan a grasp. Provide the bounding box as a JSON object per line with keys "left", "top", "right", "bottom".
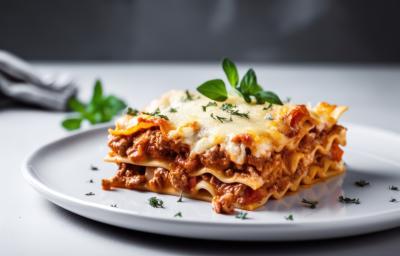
{"left": 1, "top": 0, "right": 400, "bottom": 62}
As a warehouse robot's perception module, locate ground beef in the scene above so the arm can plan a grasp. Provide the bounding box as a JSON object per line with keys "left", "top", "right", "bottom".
{"left": 168, "top": 166, "right": 189, "bottom": 191}
{"left": 148, "top": 167, "right": 169, "bottom": 190}
{"left": 126, "top": 131, "right": 150, "bottom": 161}
{"left": 106, "top": 124, "right": 345, "bottom": 213}
{"left": 216, "top": 183, "right": 247, "bottom": 198}
{"left": 146, "top": 129, "right": 176, "bottom": 159}
{"left": 102, "top": 163, "right": 146, "bottom": 190}
{"left": 199, "top": 145, "right": 231, "bottom": 170}
{"left": 108, "top": 135, "right": 132, "bottom": 157}
{"left": 212, "top": 193, "right": 235, "bottom": 214}
{"left": 247, "top": 155, "right": 267, "bottom": 172}
{"left": 175, "top": 154, "right": 200, "bottom": 173}
{"left": 108, "top": 125, "right": 343, "bottom": 183}
{"left": 124, "top": 129, "right": 191, "bottom": 163}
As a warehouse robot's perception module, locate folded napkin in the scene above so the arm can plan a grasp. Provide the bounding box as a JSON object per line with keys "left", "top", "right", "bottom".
{"left": 0, "top": 50, "right": 77, "bottom": 111}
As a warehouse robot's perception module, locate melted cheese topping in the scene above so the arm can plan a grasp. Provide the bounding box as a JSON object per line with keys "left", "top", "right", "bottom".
{"left": 112, "top": 90, "right": 347, "bottom": 164}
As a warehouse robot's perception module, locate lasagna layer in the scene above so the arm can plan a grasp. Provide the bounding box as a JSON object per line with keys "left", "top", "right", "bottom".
{"left": 102, "top": 91, "right": 347, "bottom": 213}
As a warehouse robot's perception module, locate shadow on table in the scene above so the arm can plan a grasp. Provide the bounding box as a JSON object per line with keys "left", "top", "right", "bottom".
{"left": 47, "top": 201, "right": 400, "bottom": 256}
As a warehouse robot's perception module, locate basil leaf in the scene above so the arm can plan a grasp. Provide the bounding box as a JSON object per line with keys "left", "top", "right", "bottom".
{"left": 91, "top": 79, "right": 103, "bottom": 105}
{"left": 222, "top": 58, "right": 239, "bottom": 87}
{"left": 252, "top": 84, "right": 263, "bottom": 94}
{"left": 196, "top": 58, "right": 285, "bottom": 106}
{"left": 240, "top": 69, "right": 260, "bottom": 94}
{"left": 100, "top": 107, "right": 114, "bottom": 122}
{"left": 62, "top": 79, "right": 127, "bottom": 131}
{"left": 232, "top": 87, "right": 244, "bottom": 98}
{"left": 67, "top": 97, "right": 86, "bottom": 113}
{"left": 254, "top": 90, "right": 283, "bottom": 105}
{"left": 197, "top": 79, "right": 228, "bottom": 101}
{"left": 94, "top": 95, "right": 124, "bottom": 123}
{"left": 242, "top": 93, "right": 251, "bottom": 103}
{"left": 62, "top": 118, "right": 83, "bottom": 130}
{"left": 89, "top": 112, "right": 102, "bottom": 124}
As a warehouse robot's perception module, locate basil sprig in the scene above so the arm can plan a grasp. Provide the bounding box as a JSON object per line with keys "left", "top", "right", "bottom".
{"left": 196, "top": 58, "right": 283, "bottom": 105}
{"left": 197, "top": 79, "right": 228, "bottom": 101}
{"left": 62, "top": 80, "right": 127, "bottom": 131}
{"left": 222, "top": 58, "right": 239, "bottom": 87}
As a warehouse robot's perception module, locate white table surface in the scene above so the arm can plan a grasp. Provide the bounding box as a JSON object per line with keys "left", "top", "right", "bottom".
{"left": 1, "top": 63, "right": 400, "bottom": 255}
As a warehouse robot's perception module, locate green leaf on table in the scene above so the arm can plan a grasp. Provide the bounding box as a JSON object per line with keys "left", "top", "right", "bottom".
{"left": 91, "top": 79, "right": 103, "bottom": 105}
{"left": 62, "top": 118, "right": 82, "bottom": 131}
{"left": 104, "top": 95, "right": 127, "bottom": 114}
{"left": 62, "top": 80, "right": 127, "bottom": 131}
{"left": 67, "top": 98, "right": 86, "bottom": 113}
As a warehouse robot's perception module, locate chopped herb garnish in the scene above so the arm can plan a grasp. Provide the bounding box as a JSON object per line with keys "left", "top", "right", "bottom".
{"left": 220, "top": 103, "right": 236, "bottom": 111}
{"left": 85, "top": 192, "right": 95, "bottom": 196}
{"left": 88, "top": 179, "right": 94, "bottom": 183}
{"left": 62, "top": 79, "right": 127, "bottom": 131}
{"left": 389, "top": 185, "right": 399, "bottom": 191}
{"left": 177, "top": 192, "right": 183, "bottom": 202}
{"left": 210, "top": 113, "right": 232, "bottom": 123}
{"left": 390, "top": 198, "right": 399, "bottom": 203}
{"left": 202, "top": 101, "right": 218, "bottom": 112}
{"left": 142, "top": 108, "right": 169, "bottom": 120}
{"left": 354, "top": 179, "right": 370, "bottom": 187}
{"left": 221, "top": 103, "right": 249, "bottom": 119}
{"left": 196, "top": 58, "right": 283, "bottom": 105}
{"left": 90, "top": 165, "right": 99, "bottom": 171}
{"left": 126, "top": 107, "right": 139, "bottom": 116}
{"left": 174, "top": 212, "right": 183, "bottom": 218}
{"left": 156, "top": 114, "right": 169, "bottom": 120}
{"left": 301, "top": 198, "right": 318, "bottom": 209}
{"left": 235, "top": 211, "right": 248, "bottom": 220}
{"left": 285, "top": 214, "right": 294, "bottom": 221}
{"left": 338, "top": 195, "right": 360, "bottom": 204}
{"left": 183, "top": 90, "right": 194, "bottom": 101}
{"left": 148, "top": 197, "right": 164, "bottom": 208}
{"left": 230, "top": 109, "right": 249, "bottom": 118}
{"left": 263, "top": 103, "right": 273, "bottom": 111}
{"left": 169, "top": 108, "right": 177, "bottom": 113}
{"left": 110, "top": 204, "right": 118, "bottom": 208}
{"left": 265, "top": 114, "right": 274, "bottom": 121}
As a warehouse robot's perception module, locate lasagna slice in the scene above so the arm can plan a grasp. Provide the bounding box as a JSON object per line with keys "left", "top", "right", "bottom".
{"left": 102, "top": 90, "right": 347, "bottom": 214}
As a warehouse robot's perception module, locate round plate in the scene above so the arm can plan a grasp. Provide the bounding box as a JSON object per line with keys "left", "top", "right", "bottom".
{"left": 22, "top": 123, "right": 400, "bottom": 241}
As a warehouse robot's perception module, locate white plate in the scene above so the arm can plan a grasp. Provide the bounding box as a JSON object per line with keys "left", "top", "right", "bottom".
{"left": 22, "top": 123, "right": 400, "bottom": 241}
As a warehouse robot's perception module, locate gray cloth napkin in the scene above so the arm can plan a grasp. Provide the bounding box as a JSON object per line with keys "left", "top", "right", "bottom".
{"left": 0, "top": 50, "right": 77, "bottom": 111}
